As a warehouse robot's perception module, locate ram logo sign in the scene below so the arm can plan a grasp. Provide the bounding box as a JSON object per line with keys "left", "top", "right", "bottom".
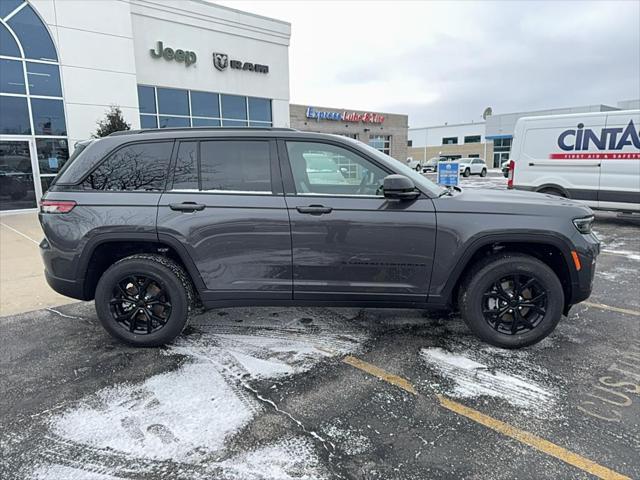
{"left": 552, "top": 120, "right": 640, "bottom": 159}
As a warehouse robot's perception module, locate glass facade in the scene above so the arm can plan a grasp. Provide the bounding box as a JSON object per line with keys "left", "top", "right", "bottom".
{"left": 138, "top": 85, "right": 272, "bottom": 129}
{"left": 368, "top": 135, "right": 391, "bottom": 155}
{"left": 0, "top": 2, "right": 68, "bottom": 210}
{"left": 492, "top": 137, "right": 512, "bottom": 167}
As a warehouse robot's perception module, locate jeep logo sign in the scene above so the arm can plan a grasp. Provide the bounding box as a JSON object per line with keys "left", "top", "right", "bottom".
{"left": 150, "top": 41, "right": 197, "bottom": 67}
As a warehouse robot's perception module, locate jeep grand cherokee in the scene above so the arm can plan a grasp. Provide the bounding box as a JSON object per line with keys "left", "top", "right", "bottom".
{"left": 39, "top": 128, "right": 600, "bottom": 348}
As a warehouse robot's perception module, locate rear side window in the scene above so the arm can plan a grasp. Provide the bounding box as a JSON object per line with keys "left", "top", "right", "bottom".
{"left": 84, "top": 142, "right": 172, "bottom": 191}
{"left": 200, "top": 140, "right": 271, "bottom": 192}
{"left": 172, "top": 141, "right": 198, "bottom": 190}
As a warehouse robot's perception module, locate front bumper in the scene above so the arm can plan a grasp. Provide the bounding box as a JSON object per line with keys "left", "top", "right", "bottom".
{"left": 569, "top": 233, "right": 600, "bottom": 305}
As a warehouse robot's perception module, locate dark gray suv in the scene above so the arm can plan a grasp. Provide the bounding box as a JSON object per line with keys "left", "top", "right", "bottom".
{"left": 39, "top": 128, "right": 599, "bottom": 349}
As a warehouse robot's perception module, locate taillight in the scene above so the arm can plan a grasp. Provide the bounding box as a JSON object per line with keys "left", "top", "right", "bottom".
{"left": 40, "top": 200, "right": 76, "bottom": 214}
{"left": 507, "top": 160, "right": 515, "bottom": 189}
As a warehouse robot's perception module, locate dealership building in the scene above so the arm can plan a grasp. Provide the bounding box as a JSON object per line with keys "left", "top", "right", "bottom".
{"left": 290, "top": 104, "right": 409, "bottom": 161}
{"left": 0, "top": 0, "right": 291, "bottom": 212}
{"left": 408, "top": 99, "right": 640, "bottom": 168}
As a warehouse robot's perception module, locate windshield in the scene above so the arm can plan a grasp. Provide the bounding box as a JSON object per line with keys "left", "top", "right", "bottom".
{"left": 347, "top": 139, "right": 446, "bottom": 197}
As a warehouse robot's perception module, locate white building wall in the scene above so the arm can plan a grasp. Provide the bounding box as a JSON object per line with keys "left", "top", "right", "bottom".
{"left": 30, "top": 0, "right": 139, "bottom": 148}
{"left": 130, "top": 0, "right": 291, "bottom": 126}
{"left": 617, "top": 99, "right": 640, "bottom": 110}
{"left": 485, "top": 104, "right": 618, "bottom": 138}
{"left": 29, "top": 0, "right": 291, "bottom": 148}
{"left": 409, "top": 122, "right": 485, "bottom": 147}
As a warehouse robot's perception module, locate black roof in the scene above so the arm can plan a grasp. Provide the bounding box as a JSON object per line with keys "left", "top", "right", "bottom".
{"left": 109, "top": 127, "right": 297, "bottom": 137}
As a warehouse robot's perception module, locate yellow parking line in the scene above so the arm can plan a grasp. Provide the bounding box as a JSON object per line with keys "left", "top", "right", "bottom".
{"left": 343, "top": 356, "right": 630, "bottom": 480}
{"left": 582, "top": 301, "right": 640, "bottom": 317}
{"left": 343, "top": 356, "right": 417, "bottom": 395}
{"left": 437, "top": 395, "right": 630, "bottom": 480}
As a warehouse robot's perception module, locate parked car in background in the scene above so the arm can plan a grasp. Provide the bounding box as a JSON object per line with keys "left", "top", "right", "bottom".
{"left": 509, "top": 109, "right": 640, "bottom": 212}
{"left": 458, "top": 158, "right": 488, "bottom": 177}
{"left": 406, "top": 157, "right": 422, "bottom": 171}
{"left": 421, "top": 157, "right": 447, "bottom": 173}
{"left": 501, "top": 160, "right": 510, "bottom": 178}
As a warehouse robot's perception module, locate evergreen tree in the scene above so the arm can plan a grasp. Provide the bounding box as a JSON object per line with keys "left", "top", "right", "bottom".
{"left": 93, "top": 106, "right": 131, "bottom": 138}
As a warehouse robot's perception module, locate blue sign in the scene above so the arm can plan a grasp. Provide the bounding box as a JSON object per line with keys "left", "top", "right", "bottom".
{"left": 437, "top": 162, "right": 459, "bottom": 186}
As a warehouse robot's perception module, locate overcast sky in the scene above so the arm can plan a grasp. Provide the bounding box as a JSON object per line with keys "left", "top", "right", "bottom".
{"left": 217, "top": 0, "right": 640, "bottom": 127}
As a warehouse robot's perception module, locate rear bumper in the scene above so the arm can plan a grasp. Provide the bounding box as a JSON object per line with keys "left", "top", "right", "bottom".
{"left": 44, "top": 269, "right": 87, "bottom": 300}
{"left": 40, "top": 237, "right": 88, "bottom": 301}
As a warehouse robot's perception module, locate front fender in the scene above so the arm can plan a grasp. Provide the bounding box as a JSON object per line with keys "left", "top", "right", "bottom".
{"left": 427, "top": 229, "right": 577, "bottom": 306}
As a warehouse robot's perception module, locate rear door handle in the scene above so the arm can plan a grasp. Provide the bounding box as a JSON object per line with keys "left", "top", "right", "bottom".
{"left": 169, "top": 202, "right": 205, "bottom": 212}
{"left": 296, "top": 205, "right": 333, "bottom": 215}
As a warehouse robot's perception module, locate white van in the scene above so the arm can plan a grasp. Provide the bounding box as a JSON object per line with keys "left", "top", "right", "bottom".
{"left": 509, "top": 109, "right": 640, "bottom": 212}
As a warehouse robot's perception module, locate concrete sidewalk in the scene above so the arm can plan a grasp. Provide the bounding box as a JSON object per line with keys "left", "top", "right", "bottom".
{"left": 0, "top": 212, "right": 75, "bottom": 317}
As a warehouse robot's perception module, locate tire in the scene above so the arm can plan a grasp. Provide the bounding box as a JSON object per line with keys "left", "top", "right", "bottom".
{"left": 538, "top": 187, "right": 567, "bottom": 198}
{"left": 458, "top": 254, "right": 564, "bottom": 349}
{"left": 480, "top": 168, "right": 487, "bottom": 177}
{"left": 415, "top": 165, "right": 421, "bottom": 171}
{"left": 95, "top": 254, "right": 195, "bottom": 347}
{"left": 463, "top": 168, "right": 471, "bottom": 177}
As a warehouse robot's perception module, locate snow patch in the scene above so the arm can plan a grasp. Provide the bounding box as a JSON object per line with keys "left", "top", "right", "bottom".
{"left": 219, "top": 436, "right": 329, "bottom": 480}
{"left": 420, "top": 347, "right": 555, "bottom": 415}
{"left": 36, "top": 308, "right": 368, "bottom": 478}
{"left": 32, "top": 465, "right": 126, "bottom": 480}
{"left": 52, "top": 363, "right": 254, "bottom": 462}
{"left": 601, "top": 248, "right": 640, "bottom": 261}
{"left": 321, "top": 422, "right": 372, "bottom": 455}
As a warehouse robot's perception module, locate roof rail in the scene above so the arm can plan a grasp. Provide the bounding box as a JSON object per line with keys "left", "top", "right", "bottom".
{"left": 109, "top": 127, "right": 297, "bottom": 136}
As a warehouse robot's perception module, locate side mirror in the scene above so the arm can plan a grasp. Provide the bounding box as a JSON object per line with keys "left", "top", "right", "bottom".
{"left": 383, "top": 174, "right": 420, "bottom": 200}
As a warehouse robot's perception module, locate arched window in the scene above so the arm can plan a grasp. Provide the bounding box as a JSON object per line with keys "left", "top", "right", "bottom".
{"left": 0, "top": 2, "right": 68, "bottom": 210}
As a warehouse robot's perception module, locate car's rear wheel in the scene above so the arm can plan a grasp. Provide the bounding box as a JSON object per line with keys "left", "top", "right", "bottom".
{"left": 480, "top": 168, "right": 487, "bottom": 177}
{"left": 95, "top": 254, "right": 195, "bottom": 347}
{"left": 458, "top": 254, "right": 563, "bottom": 349}
{"left": 463, "top": 168, "right": 471, "bottom": 177}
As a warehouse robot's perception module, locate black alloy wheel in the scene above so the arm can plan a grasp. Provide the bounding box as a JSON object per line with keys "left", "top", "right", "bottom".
{"left": 458, "top": 253, "right": 564, "bottom": 349}
{"left": 110, "top": 275, "right": 172, "bottom": 334}
{"left": 482, "top": 274, "right": 547, "bottom": 335}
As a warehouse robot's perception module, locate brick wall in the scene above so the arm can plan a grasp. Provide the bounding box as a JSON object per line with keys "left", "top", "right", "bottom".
{"left": 290, "top": 104, "right": 408, "bottom": 161}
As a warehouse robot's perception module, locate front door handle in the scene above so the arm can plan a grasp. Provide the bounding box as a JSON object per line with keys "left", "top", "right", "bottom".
{"left": 169, "top": 202, "right": 205, "bottom": 212}
{"left": 296, "top": 205, "right": 333, "bottom": 215}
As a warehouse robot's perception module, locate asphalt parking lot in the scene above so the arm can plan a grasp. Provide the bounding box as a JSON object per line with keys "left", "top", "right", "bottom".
{"left": 1, "top": 173, "right": 639, "bottom": 480}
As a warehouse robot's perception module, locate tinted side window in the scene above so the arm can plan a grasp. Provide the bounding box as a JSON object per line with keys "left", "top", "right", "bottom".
{"left": 286, "top": 141, "right": 387, "bottom": 196}
{"left": 172, "top": 141, "right": 198, "bottom": 190}
{"left": 200, "top": 141, "right": 271, "bottom": 192}
{"left": 84, "top": 142, "right": 172, "bottom": 191}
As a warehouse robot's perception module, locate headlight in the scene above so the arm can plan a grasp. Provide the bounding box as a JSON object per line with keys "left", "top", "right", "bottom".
{"left": 573, "top": 215, "right": 594, "bottom": 234}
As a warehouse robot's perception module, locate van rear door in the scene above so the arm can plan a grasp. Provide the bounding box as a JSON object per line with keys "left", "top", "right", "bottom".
{"left": 598, "top": 111, "right": 640, "bottom": 212}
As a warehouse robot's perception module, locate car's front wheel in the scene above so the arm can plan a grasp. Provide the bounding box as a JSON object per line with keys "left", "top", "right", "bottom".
{"left": 95, "top": 254, "right": 195, "bottom": 347}
{"left": 463, "top": 168, "right": 471, "bottom": 177}
{"left": 458, "top": 254, "right": 563, "bottom": 348}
